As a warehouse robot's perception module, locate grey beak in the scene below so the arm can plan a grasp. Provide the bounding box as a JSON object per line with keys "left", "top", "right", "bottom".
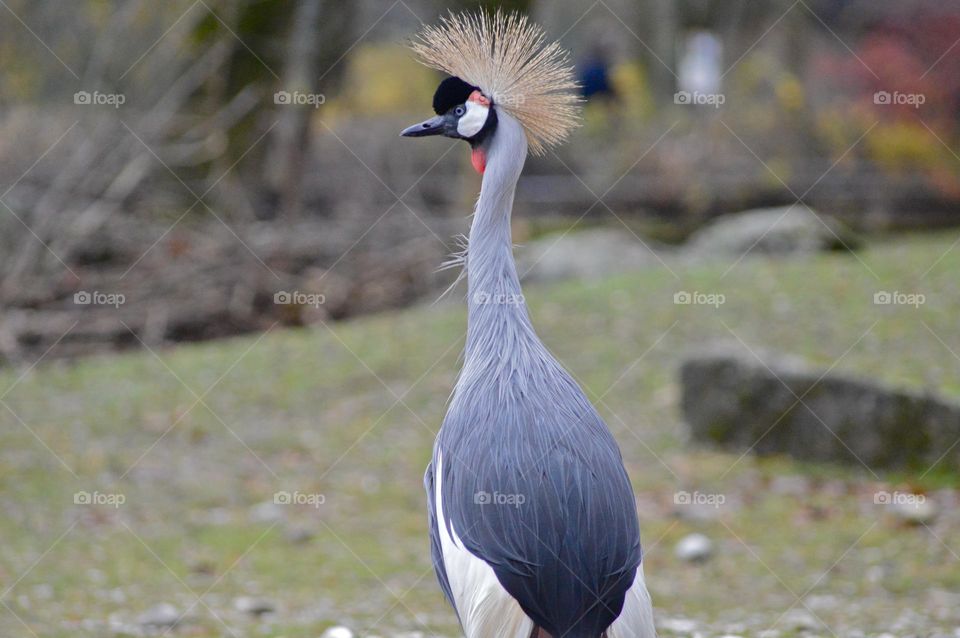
{"left": 401, "top": 115, "right": 447, "bottom": 137}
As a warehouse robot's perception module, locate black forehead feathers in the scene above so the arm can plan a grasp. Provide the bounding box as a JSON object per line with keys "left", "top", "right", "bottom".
{"left": 432, "top": 76, "right": 479, "bottom": 115}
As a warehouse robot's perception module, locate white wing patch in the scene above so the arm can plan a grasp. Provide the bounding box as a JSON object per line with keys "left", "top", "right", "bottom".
{"left": 606, "top": 563, "right": 656, "bottom": 638}
{"left": 434, "top": 452, "right": 534, "bottom": 638}
{"left": 456, "top": 101, "right": 489, "bottom": 138}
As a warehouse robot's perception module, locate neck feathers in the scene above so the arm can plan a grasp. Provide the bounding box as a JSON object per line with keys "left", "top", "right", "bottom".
{"left": 462, "top": 112, "right": 536, "bottom": 371}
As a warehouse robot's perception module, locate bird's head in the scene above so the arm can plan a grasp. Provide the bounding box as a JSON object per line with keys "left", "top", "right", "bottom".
{"left": 401, "top": 10, "right": 580, "bottom": 171}
{"left": 400, "top": 76, "right": 498, "bottom": 174}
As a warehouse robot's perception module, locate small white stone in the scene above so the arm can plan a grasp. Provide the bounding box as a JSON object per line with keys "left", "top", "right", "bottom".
{"left": 138, "top": 603, "right": 180, "bottom": 627}
{"left": 87, "top": 568, "right": 107, "bottom": 583}
{"left": 891, "top": 498, "right": 938, "bottom": 525}
{"left": 108, "top": 619, "right": 141, "bottom": 638}
{"left": 805, "top": 594, "right": 839, "bottom": 610}
{"left": 865, "top": 564, "right": 886, "bottom": 583}
{"left": 284, "top": 526, "right": 315, "bottom": 544}
{"left": 32, "top": 583, "right": 53, "bottom": 600}
{"left": 233, "top": 595, "right": 275, "bottom": 615}
{"left": 205, "top": 507, "right": 233, "bottom": 525}
{"left": 674, "top": 533, "right": 713, "bottom": 562}
{"left": 782, "top": 609, "right": 821, "bottom": 631}
{"left": 249, "top": 501, "right": 284, "bottom": 523}
{"left": 769, "top": 475, "right": 809, "bottom": 496}
{"left": 321, "top": 626, "right": 354, "bottom": 638}
{"left": 659, "top": 617, "right": 699, "bottom": 633}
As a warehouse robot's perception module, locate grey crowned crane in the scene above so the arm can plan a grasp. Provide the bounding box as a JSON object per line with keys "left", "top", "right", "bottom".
{"left": 401, "top": 11, "right": 655, "bottom": 638}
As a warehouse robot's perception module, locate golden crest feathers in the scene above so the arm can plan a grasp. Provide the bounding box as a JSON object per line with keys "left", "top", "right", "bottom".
{"left": 410, "top": 10, "right": 581, "bottom": 155}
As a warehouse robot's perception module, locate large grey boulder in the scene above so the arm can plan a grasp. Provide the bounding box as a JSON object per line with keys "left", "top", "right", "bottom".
{"left": 517, "top": 227, "right": 666, "bottom": 283}
{"left": 686, "top": 205, "right": 860, "bottom": 256}
{"left": 680, "top": 345, "right": 960, "bottom": 469}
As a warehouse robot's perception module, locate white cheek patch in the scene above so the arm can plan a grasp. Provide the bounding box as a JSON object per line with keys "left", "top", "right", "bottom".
{"left": 457, "top": 101, "right": 489, "bottom": 138}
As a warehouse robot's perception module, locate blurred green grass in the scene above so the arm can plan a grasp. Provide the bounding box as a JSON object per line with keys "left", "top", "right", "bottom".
{"left": 1, "top": 231, "right": 959, "bottom": 636}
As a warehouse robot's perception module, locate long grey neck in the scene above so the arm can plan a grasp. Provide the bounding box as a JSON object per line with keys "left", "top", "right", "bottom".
{"left": 463, "top": 111, "right": 537, "bottom": 367}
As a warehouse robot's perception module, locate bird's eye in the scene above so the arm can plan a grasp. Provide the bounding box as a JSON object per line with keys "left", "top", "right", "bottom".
{"left": 454, "top": 106, "right": 465, "bottom": 116}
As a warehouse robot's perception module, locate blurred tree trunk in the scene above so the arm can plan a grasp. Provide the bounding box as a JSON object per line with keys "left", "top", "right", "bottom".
{"left": 264, "top": 0, "right": 323, "bottom": 219}
{"left": 262, "top": 0, "right": 356, "bottom": 219}
{"left": 649, "top": 0, "right": 678, "bottom": 101}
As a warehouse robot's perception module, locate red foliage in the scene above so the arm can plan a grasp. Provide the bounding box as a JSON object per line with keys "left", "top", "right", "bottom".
{"left": 813, "top": 8, "right": 960, "bottom": 133}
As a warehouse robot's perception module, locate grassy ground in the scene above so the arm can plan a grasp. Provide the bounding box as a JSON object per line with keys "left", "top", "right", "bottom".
{"left": 1, "top": 231, "right": 959, "bottom": 637}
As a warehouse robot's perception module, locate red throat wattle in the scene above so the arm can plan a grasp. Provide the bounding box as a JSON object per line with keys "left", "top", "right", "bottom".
{"left": 471, "top": 148, "right": 486, "bottom": 174}
{"left": 467, "top": 90, "right": 490, "bottom": 174}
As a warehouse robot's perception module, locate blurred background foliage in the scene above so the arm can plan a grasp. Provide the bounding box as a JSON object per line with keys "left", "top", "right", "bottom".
{"left": 0, "top": 0, "right": 958, "bottom": 360}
